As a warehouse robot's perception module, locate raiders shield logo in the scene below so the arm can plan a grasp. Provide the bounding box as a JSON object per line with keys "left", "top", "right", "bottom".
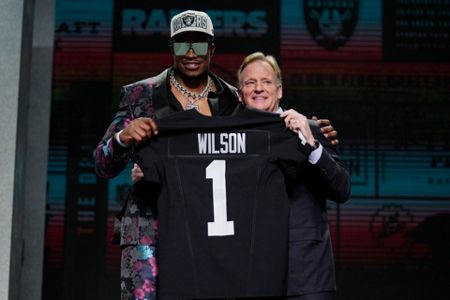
{"left": 303, "top": 0, "right": 359, "bottom": 50}
{"left": 182, "top": 14, "right": 195, "bottom": 27}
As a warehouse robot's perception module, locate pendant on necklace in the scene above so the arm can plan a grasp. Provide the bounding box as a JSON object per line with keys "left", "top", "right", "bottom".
{"left": 186, "top": 103, "right": 199, "bottom": 111}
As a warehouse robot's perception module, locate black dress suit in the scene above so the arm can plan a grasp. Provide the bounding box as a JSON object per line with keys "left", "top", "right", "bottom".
{"left": 286, "top": 121, "right": 351, "bottom": 298}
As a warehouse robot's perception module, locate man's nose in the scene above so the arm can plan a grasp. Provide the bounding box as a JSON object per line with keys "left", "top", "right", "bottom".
{"left": 255, "top": 81, "right": 264, "bottom": 91}
{"left": 185, "top": 47, "right": 197, "bottom": 57}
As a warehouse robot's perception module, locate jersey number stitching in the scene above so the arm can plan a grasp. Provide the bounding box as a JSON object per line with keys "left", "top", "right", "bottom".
{"left": 206, "top": 160, "right": 235, "bottom": 236}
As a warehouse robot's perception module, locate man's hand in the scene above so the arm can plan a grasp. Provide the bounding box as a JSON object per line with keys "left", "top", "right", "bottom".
{"left": 280, "top": 109, "right": 315, "bottom": 146}
{"left": 312, "top": 116, "right": 339, "bottom": 146}
{"left": 119, "top": 117, "right": 159, "bottom": 146}
{"left": 131, "top": 163, "right": 144, "bottom": 184}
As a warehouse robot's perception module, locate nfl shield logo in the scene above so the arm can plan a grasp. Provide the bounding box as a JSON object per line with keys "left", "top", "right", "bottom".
{"left": 303, "top": 0, "right": 359, "bottom": 50}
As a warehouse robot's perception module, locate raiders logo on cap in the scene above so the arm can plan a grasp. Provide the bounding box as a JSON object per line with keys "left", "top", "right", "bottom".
{"left": 182, "top": 14, "right": 195, "bottom": 26}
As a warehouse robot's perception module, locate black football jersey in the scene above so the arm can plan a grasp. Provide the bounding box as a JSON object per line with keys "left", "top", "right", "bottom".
{"left": 134, "top": 108, "right": 306, "bottom": 299}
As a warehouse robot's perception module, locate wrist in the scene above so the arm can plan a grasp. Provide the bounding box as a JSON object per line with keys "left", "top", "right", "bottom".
{"left": 308, "top": 141, "right": 323, "bottom": 164}
{"left": 115, "top": 130, "right": 131, "bottom": 147}
{"left": 307, "top": 139, "right": 315, "bottom": 147}
{"left": 304, "top": 139, "right": 320, "bottom": 156}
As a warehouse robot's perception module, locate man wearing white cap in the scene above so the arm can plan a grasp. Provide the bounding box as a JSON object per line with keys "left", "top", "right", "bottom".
{"left": 94, "top": 10, "right": 241, "bottom": 300}
{"left": 94, "top": 9, "right": 338, "bottom": 300}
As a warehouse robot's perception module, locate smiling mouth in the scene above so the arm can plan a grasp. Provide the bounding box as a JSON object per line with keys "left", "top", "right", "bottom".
{"left": 183, "top": 62, "right": 201, "bottom": 70}
{"left": 252, "top": 96, "right": 267, "bottom": 101}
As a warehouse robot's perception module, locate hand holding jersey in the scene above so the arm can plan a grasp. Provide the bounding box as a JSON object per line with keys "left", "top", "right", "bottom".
{"left": 117, "top": 117, "right": 159, "bottom": 146}
{"left": 281, "top": 109, "right": 315, "bottom": 146}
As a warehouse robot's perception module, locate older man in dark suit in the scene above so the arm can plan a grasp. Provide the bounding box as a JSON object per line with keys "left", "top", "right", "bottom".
{"left": 237, "top": 52, "right": 351, "bottom": 300}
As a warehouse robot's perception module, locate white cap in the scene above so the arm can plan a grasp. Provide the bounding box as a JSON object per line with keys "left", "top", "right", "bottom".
{"left": 170, "top": 10, "right": 214, "bottom": 39}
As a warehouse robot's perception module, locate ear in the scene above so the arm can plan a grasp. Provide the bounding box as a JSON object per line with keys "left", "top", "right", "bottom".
{"left": 237, "top": 90, "right": 243, "bottom": 103}
{"left": 277, "top": 84, "right": 283, "bottom": 100}
{"left": 209, "top": 43, "right": 215, "bottom": 57}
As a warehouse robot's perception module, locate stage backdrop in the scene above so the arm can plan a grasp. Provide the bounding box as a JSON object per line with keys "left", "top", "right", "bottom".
{"left": 45, "top": 1, "right": 450, "bottom": 299}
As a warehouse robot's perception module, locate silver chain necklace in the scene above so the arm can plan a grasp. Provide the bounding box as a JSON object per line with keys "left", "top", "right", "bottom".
{"left": 170, "top": 69, "right": 212, "bottom": 110}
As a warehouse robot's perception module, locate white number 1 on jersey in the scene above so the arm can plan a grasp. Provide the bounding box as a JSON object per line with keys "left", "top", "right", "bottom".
{"left": 206, "top": 160, "right": 235, "bottom": 236}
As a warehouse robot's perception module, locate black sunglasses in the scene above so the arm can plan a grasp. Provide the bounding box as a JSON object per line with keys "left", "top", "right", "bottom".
{"left": 172, "top": 42, "right": 210, "bottom": 56}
